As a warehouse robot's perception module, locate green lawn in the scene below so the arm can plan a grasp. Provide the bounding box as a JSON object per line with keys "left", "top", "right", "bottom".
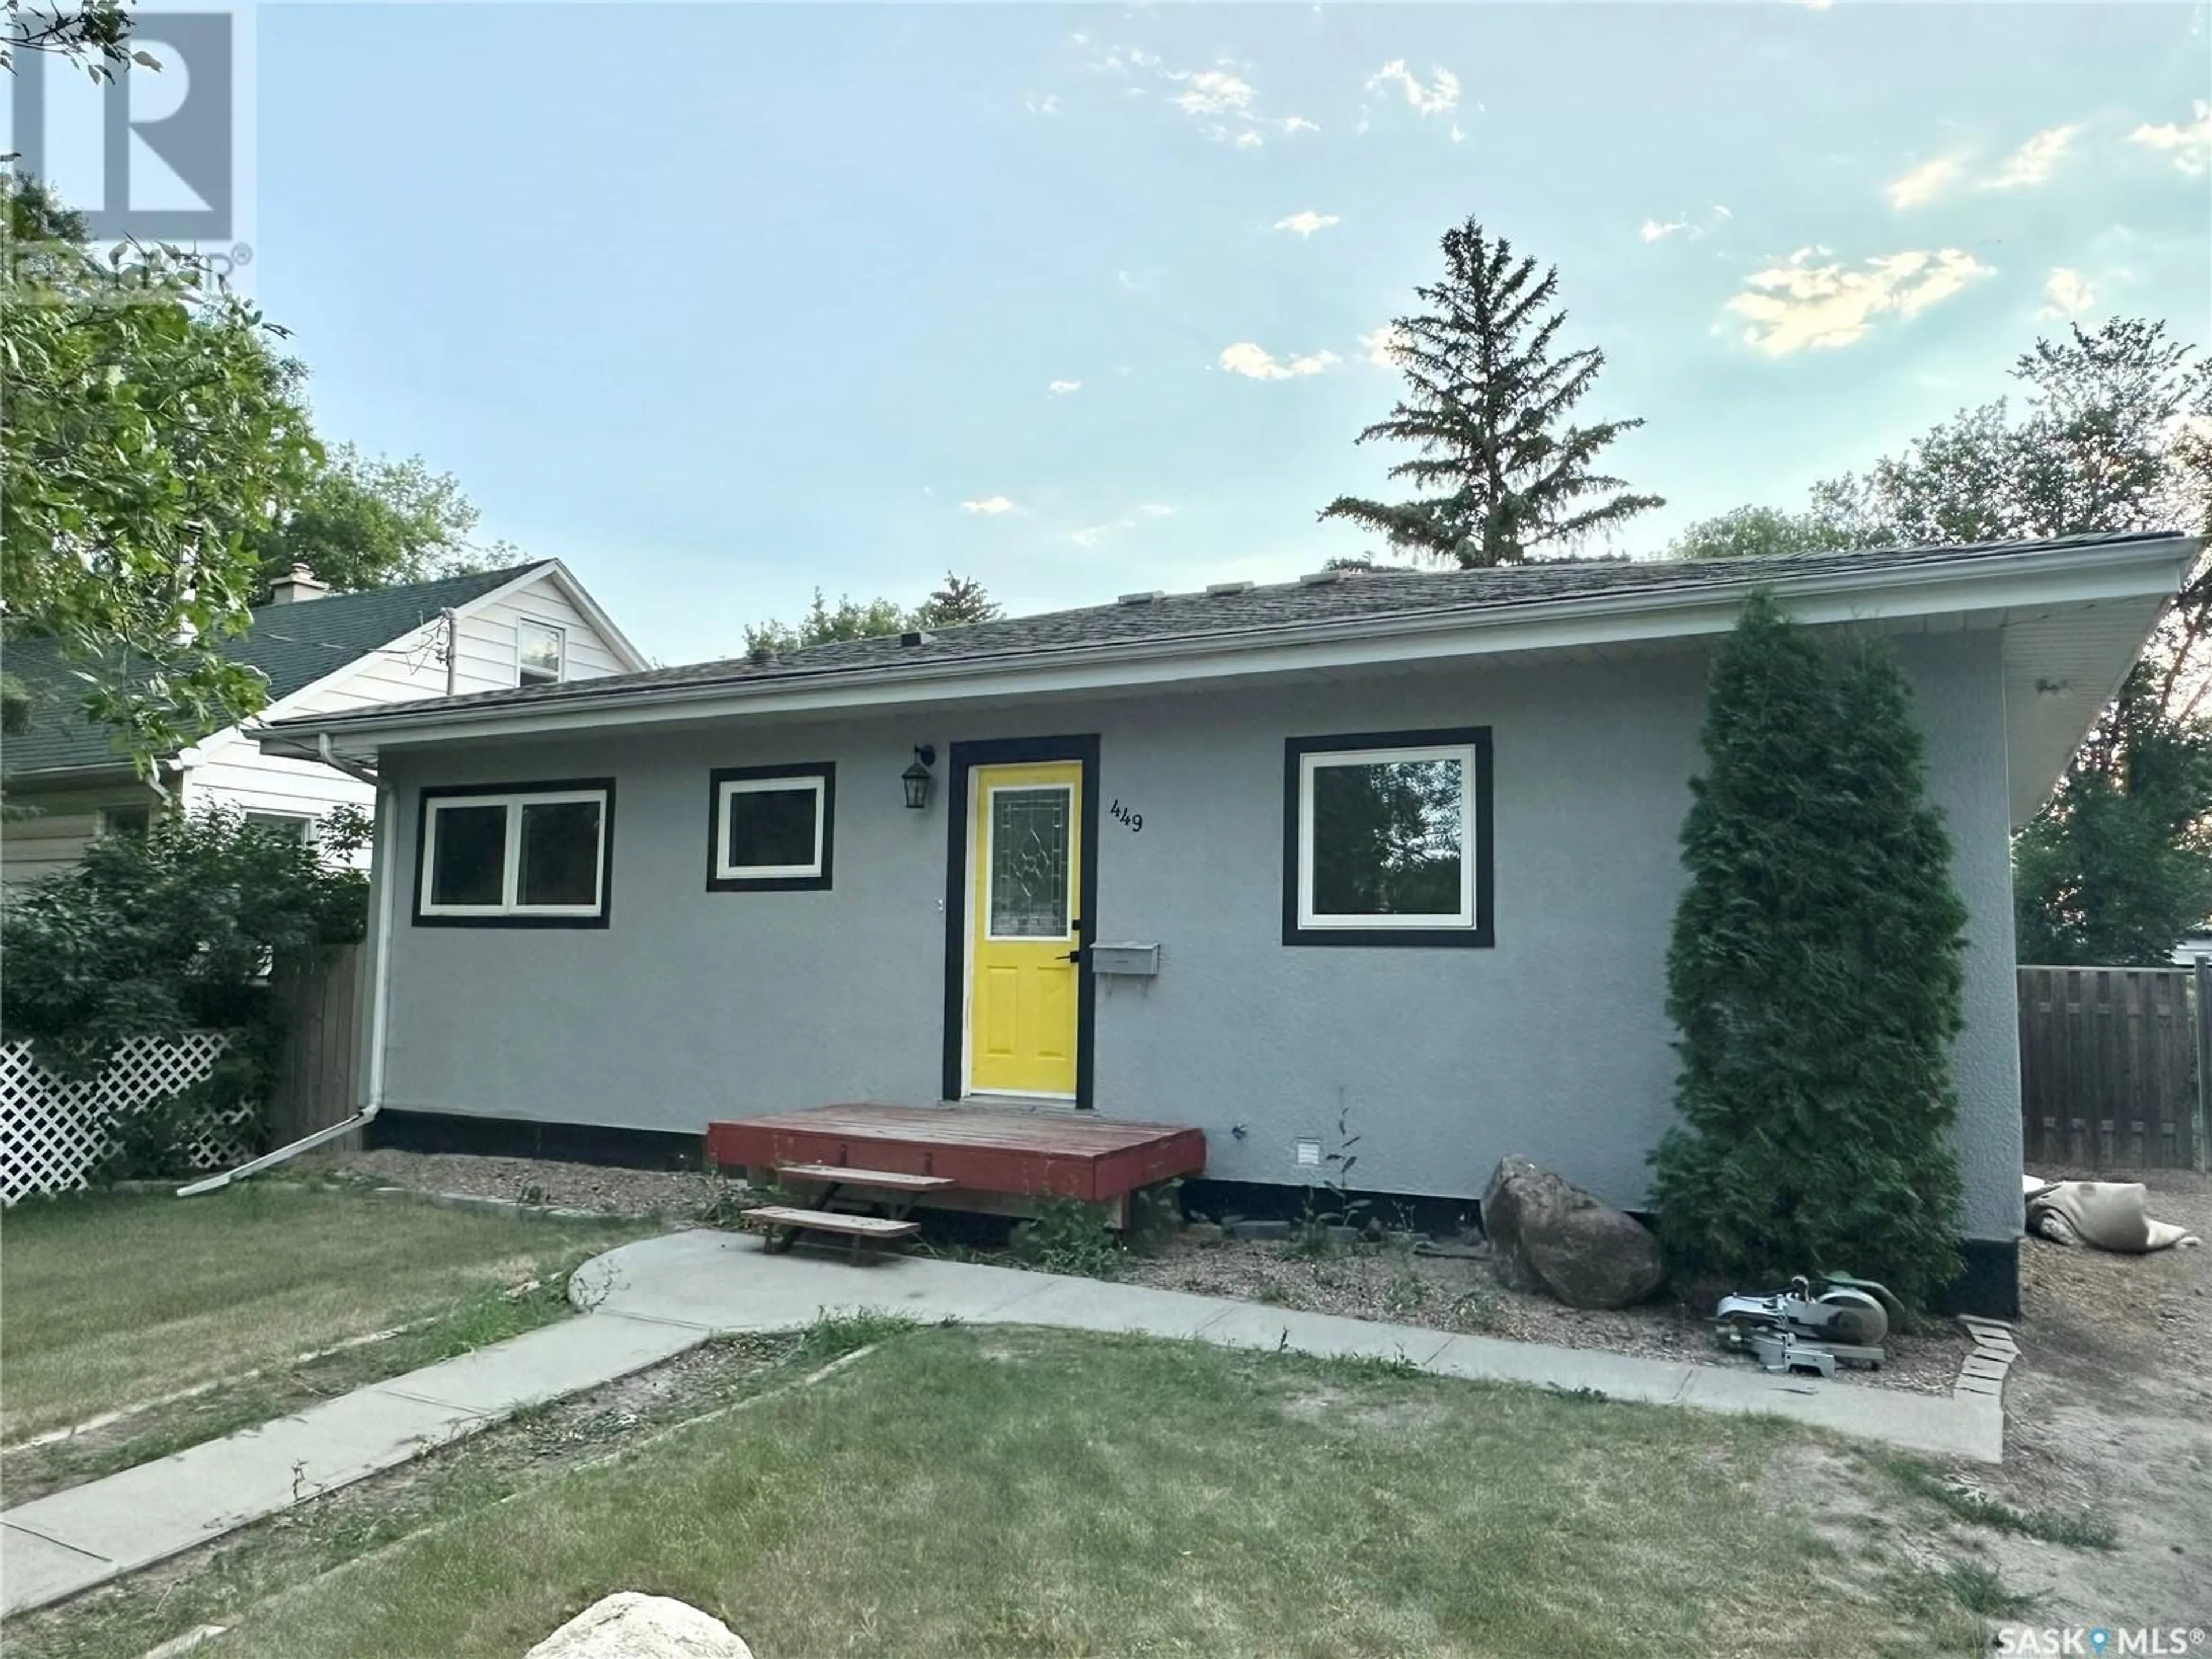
{"left": 199, "top": 1325, "right": 1990, "bottom": 1659}
{"left": 0, "top": 1181, "right": 650, "bottom": 1442}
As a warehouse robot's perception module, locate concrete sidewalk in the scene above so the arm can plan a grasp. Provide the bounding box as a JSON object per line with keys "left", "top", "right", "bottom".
{"left": 1, "top": 1310, "right": 706, "bottom": 1618}
{"left": 1, "top": 1228, "right": 2002, "bottom": 1620}
{"left": 578, "top": 1230, "right": 2005, "bottom": 1464}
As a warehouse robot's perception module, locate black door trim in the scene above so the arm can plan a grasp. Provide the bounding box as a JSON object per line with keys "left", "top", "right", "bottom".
{"left": 941, "top": 734, "right": 1101, "bottom": 1108}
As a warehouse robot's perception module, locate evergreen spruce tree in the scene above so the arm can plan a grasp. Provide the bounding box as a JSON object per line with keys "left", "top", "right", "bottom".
{"left": 1649, "top": 593, "right": 1967, "bottom": 1308}
{"left": 1320, "top": 217, "right": 1662, "bottom": 566}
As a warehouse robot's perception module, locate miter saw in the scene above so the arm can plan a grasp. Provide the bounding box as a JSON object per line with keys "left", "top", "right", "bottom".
{"left": 1714, "top": 1273, "right": 1904, "bottom": 1378}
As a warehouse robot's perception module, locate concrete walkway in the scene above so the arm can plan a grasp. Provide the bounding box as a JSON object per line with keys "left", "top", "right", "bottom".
{"left": 0, "top": 1228, "right": 2003, "bottom": 1620}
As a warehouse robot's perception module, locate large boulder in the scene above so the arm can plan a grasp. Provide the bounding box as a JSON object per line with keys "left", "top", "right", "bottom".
{"left": 525, "top": 1594, "right": 753, "bottom": 1659}
{"left": 1480, "top": 1156, "right": 1664, "bottom": 1310}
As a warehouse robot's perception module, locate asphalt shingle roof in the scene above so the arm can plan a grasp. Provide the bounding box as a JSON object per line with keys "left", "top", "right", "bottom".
{"left": 2, "top": 565, "right": 540, "bottom": 777}
{"left": 278, "top": 532, "right": 2183, "bottom": 733}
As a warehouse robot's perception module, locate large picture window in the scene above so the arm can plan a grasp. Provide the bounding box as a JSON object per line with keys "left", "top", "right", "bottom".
{"left": 415, "top": 780, "right": 614, "bottom": 926}
{"left": 1283, "top": 728, "right": 1493, "bottom": 948}
{"left": 707, "top": 763, "right": 835, "bottom": 892}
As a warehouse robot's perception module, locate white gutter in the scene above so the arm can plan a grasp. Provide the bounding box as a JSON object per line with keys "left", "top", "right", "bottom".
{"left": 316, "top": 731, "right": 380, "bottom": 787}
{"left": 257, "top": 536, "right": 2202, "bottom": 760}
{"left": 177, "top": 772, "right": 403, "bottom": 1196}
{"left": 176, "top": 1106, "right": 379, "bottom": 1197}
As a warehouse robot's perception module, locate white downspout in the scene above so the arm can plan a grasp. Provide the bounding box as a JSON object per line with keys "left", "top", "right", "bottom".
{"left": 179, "top": 762, "right": 399, "bottom": 1196}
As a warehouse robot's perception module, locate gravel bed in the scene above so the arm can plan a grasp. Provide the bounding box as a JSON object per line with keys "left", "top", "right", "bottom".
{"left": 317, "top": 1150, "right": 1969, "bottom": 1392}
{"left": 1116, "top": 1233, "right": 1971, "bottom": 1395}
{"left": 319, "top": 1149, "right": 727, "bottom": 1219}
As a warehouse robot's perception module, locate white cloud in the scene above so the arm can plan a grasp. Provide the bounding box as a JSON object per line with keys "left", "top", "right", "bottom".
{"left": 1070, "top": 521, "right": 1127, "bottom": 547}
{"left": 1728, "top": 247, "right": 1996, "bottom": 356}
{"left": 1024, "top": 93, "right": 1060, "bottom": 117}
{"left": 1234, "top": 130, "right": 1264, "bottom": 150}
{"left": 1641, "top": 203, "right": 1732, "bottom": 244}
{"left": 1168, "top": 69, "right": 1256, "bottom": 116}
{"left": 1219, "top": 341, "right": 1341, "bottom": 380}
{"left": 960, "top": 496, "right": 1016, "bottom": 514}
{"left": 1358, "top": 324, "right": 1410, "bottom": 368}
{"left": 1984, "top": 123, "right": 2082, "bottom": 190}
{"left": 1885, "top": 154, "right": 1965, "bottom": 209}
{"left": 2040, "top": 267, "right": 2096, "bottom": 317}
{"left": 1274, "top": 210, "right": 1341, "bottom": 237}
{"left": 1139, "top": 503, "right": 1174, "bottom": 517}
{"left": 1449, "top": 121, "right": 1465, "bottom": 144}
{"left": 1278, "top": 115, "right": 1321, "bottom": 135}
{"left": 1364, "top": 59, "right": 1460, "bottom": 118}
{"left": 1048, "top": 380, "right": 1082, "bottom": 395}
{"left": 2131, "top": 100, "right": 2212, "bottom": 173}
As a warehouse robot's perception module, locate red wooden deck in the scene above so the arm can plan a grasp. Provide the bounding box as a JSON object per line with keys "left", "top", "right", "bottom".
{"left": 706, "top": 1104, "right": 1205, "bottom": 1203}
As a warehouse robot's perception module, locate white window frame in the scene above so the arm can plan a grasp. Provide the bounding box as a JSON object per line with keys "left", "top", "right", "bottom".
{"left": 516, "top": 618, "right": 567, "bottom": 687}
{"left": 97, "top": 803, "right": 153, "bottom": 839}
{"left": 713, "top": 774, "right": 827, "bottom": 882}
{"left": 1296, "top": 743, "right": 1478, "bottom": 931}
{"left": 419, "top": 786, "right": 608, "bottom": 919}
{"left": 243, "top": 810, "right": 315, "bottom": 843}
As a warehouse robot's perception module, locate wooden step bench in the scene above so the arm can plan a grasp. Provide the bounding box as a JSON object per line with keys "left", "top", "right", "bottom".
{"left": 740, "top": 1204, "right": 920, "bottom": 1259}
{"left": 775, "top": 1164, "right": 956, "bottom": 1193}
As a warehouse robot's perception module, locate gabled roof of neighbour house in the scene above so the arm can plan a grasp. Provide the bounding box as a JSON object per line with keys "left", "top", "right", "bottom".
{"left": 2, "top": 565, "right": 543, "bottom": 780}
{"left": 262, "top": 531, "right": 2200, "bottom": 825}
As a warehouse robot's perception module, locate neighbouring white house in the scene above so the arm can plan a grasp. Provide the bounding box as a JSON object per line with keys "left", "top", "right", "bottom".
{"left": 1, "top": 560, "right": 646, "bottom": 890}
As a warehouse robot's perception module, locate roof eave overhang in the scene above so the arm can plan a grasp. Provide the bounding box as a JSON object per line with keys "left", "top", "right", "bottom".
{"left": 259, "top": 536, "right": 2202, "bottom": 763}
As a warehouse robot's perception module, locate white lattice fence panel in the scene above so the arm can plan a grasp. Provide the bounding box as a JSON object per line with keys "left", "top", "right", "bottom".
{"left": 1, "top": 1032, "right": 256, "bottom": 1205}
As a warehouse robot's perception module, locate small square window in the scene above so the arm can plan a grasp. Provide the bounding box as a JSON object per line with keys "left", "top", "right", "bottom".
{"left": 517, "top": 620, "right": 566, "bottom": 687}
{"left": 416, "top": 781, "right": 613, "bottom": 926}
{"left": 243, "top": 812, "right": 313, "bottom": 843}
{"left": 99, "top": 804, "right": 153, "bottom": 839}
{"left": 708, "top": 764, "right": 834, "bottom": 892}
{"left": 1283, "top": 728, "right": 1493, "bottom": 949}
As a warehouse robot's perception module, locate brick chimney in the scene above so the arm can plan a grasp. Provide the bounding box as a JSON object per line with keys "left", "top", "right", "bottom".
{"left": 267, "top": 563, "right": 331, "bottom": 604}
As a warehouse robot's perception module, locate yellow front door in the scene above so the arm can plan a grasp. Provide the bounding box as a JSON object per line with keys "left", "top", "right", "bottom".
{"left": 968, "top": 761, "right": 1082, "bottom": 1098}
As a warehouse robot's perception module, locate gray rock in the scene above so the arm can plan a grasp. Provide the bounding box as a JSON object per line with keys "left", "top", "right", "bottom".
{"left": 1480, "top": 1157, "right": 1664, "bottom": 1310}
{"left": 525, "top": 1593, "right": 752, "bottom": 1659}
{"left": 1228, "top": 1219, "right": 1292, "bottom": 1241}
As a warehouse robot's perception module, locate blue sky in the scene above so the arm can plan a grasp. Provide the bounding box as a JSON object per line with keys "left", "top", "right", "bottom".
{"left": 240, "top": 2, "right": 2211, "bottom": 666}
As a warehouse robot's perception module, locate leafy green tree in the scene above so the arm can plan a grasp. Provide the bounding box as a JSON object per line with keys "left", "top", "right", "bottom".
{"left": 1681, "top": 318, "right": 2212, "bottom": 963}
{"left": 0, "top": 804, "right": 369, "bottom": 1168}
{"left": 1, "top": 176, "right": 319, "bottom": 768}
{"left": 1651, "top": 593, "right": 1967, "bottom": 1308}
{"left": 1667, "top": 505, "right": 1865, "bottom": 561}
{"left": 2014, "top": 678, "right": 2212, "bottom": 964}
{"left": 1320, "top": 217, "right": 1662, "bottom": 566}
{"left": 250, "top": 445, "right": 507, "bottom": 598}
{"left": 913, "top": 571, "right": 1002, "bottom": 630}
{"left": 3, "top": 0, "right": 136, "bottom": 77}
{"left": 744, "top": 573, "right": 998, "bottom": 657}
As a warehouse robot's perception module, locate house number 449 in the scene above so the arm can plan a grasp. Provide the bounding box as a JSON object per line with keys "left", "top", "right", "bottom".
{"left": 1109, "top": 799, "right": 1144, "bottom": 834}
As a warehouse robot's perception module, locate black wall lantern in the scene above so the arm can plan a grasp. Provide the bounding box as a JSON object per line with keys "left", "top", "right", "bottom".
{"left": 902, "top": 744, "right": 937, "bottom": 810}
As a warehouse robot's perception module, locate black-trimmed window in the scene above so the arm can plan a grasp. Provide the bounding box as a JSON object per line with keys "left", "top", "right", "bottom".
{"left": 415, "top": 779, "right": 614, "bottom": 927}
{"left": 708, "top": 763, "right": 835, "bottom": 892}
{"left": 1283, "top": 728, "right": 1493, "bottom": 948}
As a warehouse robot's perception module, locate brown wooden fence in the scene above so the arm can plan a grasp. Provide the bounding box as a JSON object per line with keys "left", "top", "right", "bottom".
{"left": 2017, "top": 964, "right": 2206, "bottom": 1170}
{"left": 266, "top": 943, "right": 367, "bottom": 1151}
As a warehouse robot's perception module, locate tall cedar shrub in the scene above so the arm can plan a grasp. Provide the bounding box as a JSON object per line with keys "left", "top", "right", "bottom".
{"left": 1650, "top": 593, "right": 1967, "bottom": 1308}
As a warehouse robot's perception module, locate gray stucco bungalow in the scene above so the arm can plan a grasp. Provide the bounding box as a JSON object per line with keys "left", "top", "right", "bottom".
{"left": 264, "top": 532, "right": 2199, "bottom": 1315}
